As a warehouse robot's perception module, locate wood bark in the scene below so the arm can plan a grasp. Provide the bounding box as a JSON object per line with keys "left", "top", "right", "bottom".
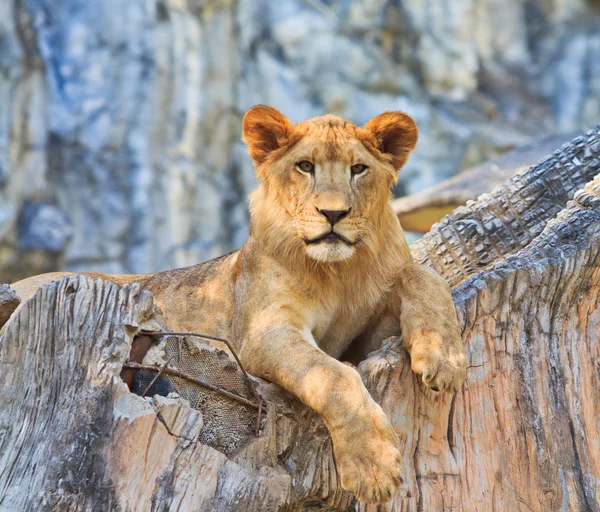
{"left": 0, "top": 127, "right": 599, "bottom": 511}
{"left": 391, "top": 132, "right": 578, "bottom": 233}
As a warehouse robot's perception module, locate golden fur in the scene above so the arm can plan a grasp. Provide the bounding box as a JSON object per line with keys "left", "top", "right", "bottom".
{"left": 9, "top": 106, "right": 466, "bottom": 504}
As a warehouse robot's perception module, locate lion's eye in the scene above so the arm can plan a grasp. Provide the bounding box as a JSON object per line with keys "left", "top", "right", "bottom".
{"left": 297, "top": 161, "right": 315, "bottom": 173}
{"left": 351, "top": 163, "right": 368, "bottom": 175}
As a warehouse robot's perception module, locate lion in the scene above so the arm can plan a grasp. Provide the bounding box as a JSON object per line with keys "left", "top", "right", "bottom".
{"left": 8, "top": 106, "right": 466, "bottom": 504}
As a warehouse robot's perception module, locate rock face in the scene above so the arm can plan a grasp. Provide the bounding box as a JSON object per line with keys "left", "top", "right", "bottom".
{"left": 1, "top": 0, "right": 600, "bottom": 280}
{"left": 0, "top": 284, "right": 19, "bottom": 327}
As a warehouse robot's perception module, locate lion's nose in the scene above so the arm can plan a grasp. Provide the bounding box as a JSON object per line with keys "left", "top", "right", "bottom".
{"left": 318, "top": 208, "right": 351, "bottom": 226}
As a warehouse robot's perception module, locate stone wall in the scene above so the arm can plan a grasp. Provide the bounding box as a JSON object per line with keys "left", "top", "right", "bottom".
{"left": 1, "top": 0, "right": 599, "bottom": 280}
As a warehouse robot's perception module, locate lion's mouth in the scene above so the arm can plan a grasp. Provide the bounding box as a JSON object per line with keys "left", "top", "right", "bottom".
{"left": 305, "top": 232, "right": 355, "bottom": 245}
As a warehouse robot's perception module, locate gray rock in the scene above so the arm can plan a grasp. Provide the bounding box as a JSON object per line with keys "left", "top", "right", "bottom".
{"left": 1, "top": 0, "right": 599, "bottom": 280}
{"left": 17, "top": 202, "right": 72, "bottom": 253}
{"left": 0, "top": 283, "right": 20, "bottom": 329}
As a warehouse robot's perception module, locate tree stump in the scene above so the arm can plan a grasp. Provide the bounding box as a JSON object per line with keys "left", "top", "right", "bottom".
{"left": 0, "top": 127, "right": 599, "bottom": 511}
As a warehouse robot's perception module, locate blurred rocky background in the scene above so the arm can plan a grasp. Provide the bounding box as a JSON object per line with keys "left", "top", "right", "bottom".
{"left": 1, "top": 0, "right": 599, "bottom": 281}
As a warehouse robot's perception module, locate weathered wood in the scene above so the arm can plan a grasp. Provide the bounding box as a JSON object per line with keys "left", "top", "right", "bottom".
{"left": 0, "top": 275, "right": 349, "bottom": 511}
{"left": 392, "top": 132, "right": 578, "bottom": 232}
{"left": 411, "top": 126, "right": 600, "bottom": 287}
{"left": 0, "top": 129, "right": 599, "bottom": 511}
{"left": 361, "top": 172, "right": 600, "bottom": 511}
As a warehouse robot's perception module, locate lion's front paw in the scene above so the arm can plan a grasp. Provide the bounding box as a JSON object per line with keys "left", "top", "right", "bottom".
{"left": 332, "top": 412, "right": 403, "bottom": 504}
{"left": 410, "top": 332, "right": 466, "bottom": 393}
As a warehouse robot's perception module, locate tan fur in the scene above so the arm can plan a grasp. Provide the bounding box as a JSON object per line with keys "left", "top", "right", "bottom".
{"left": 9, "top": 106, "right": 466, "bottom": 504}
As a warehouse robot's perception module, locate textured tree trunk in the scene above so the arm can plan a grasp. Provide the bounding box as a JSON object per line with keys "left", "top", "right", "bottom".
{"left": 391, "top": 132, "right": 578, "bottom": 233}
{"left": 0, "top": 128, "right": 599, "bottom": 511}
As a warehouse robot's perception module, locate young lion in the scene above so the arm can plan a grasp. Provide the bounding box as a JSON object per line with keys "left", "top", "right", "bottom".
{"left": 10, "top": 106, "right": 466, "bottom": 504}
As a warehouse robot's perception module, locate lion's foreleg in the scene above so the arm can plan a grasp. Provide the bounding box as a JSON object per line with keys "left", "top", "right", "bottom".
{"left": 391, "top": 264, "right": 466, "bottom": 392}
{"left": 240, "top": 323, "right": 402, "bottom": 504}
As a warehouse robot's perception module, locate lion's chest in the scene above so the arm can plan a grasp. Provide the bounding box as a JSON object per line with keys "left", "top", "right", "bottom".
{"left": 308, "top": 292, "right": 384, "bottom": 359}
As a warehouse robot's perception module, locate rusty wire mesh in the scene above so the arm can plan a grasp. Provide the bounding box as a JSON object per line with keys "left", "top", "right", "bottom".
{"left": 128, "top": 333, "right": 262, "bottom": 455}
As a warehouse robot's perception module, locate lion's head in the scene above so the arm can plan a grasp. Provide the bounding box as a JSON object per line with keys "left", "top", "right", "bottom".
{"left": 242, "top": 106, "right": 418, "bottom": 264}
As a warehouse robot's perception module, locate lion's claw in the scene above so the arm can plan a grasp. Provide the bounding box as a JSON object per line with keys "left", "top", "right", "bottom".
{"left": 411, "top": 334, "right": 466, "bottom": 393}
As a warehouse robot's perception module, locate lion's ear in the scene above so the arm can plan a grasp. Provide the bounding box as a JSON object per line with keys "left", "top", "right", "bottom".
{"left": 242, "top": 105, "right": 294, "bottom": 165}
{"left": 363, "top": 112, "right": 418, "bottom": 170}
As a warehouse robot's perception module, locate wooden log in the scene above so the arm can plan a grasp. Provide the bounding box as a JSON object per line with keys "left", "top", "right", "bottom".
{"left": 0, "top": 128, "right": 599, "bottom": 511}
{"left": 392, "top": 132, "right": 578, "bottom": 233}
{"left": 411, "top": 126, "right": 600, "bottom": 287}
{"left": 0, "top": 275, "right": 350, "bottom": 511}
{"left": 361, "top": 171, "right": 600, "bottom": 511}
